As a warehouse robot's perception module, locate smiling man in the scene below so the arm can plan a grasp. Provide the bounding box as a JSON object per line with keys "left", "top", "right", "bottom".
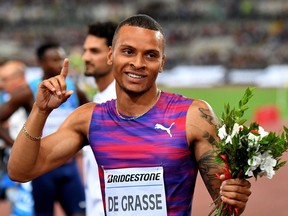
{"left": 8, "top": 14, "right": 251, "bottom": 216}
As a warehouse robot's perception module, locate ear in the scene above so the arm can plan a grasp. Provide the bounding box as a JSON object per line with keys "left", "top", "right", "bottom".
{"left": 159, "top": 54, "right": 166, "bottom": 73}
{"left": 107, "top": 46, "right": 113, "bottom": 65}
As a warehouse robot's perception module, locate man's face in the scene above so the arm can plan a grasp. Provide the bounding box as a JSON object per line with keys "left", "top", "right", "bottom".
{"left": 108, "top": 25, "right": 165, "bottom": 94}
{"left": 82, "top": 35, "right": 112, "bottom": 78}
{"left": 0, "top": 61, "right": 26, "bottom": 93}
{"left": 40, "top": 48, "right": 66, "bottom": 77}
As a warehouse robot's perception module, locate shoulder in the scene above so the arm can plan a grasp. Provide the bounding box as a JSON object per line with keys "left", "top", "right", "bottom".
{"left": 160, "top": 91, "right": 193, "bottom": 106}
{"left": 186, "top": 99, "right": 218, "bottom": 141}
{"left": 188, "top": 99, "right": 214, "bottom": 114}
{"left": 61, "top": 102, "right": 96, "bottom": 132}
{"left": 188, "top": 99, "right": 217, "bottom": 125}
{"left": 72, "top": 102, "right": 96, "bottom": 117}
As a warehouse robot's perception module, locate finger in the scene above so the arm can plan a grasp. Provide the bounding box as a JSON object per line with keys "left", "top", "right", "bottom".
{"left": 40, "top": 79, "right": 57, "bottom": 93}
{"left": 47, "top": 78, "right": 64, "bottom": 96}
{"left": 221, "top": 195, "right": 247, "bottom": 209}
{"left": 60, "top": 58, "right": 69, "bottom": 78}
{"left": 220, "top": 183, "right": 252, "bottom": 203}
{"left": 56, "top": 74, "right": 67, "bottom": 95}
{"left": 62, "top": 90, "right": 74, "bottom": 102}
{"left": 221, "top": 187, "right": 250, "bottom": 200}
{"left": 222, "top": 178, "right": 251, "bottom": 188}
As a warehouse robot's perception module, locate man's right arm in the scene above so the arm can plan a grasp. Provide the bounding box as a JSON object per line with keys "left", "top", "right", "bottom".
{"left": 7, "top": 102, "right": 94, "bottom": 182}
{"left": 8, "top": 103, "right": 50, "bottom": 182}
{"left": 7, "top": 59, "right": 90, "bottom": 182}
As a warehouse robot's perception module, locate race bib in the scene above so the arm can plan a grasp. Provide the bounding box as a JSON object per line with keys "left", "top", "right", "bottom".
{"left": 104, "top": 166, "right": 167, "bottom": 216}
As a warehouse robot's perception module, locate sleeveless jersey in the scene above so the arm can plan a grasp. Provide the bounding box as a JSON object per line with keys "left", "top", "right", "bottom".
{"left": 89, "top": 91, "right": 198, "bottom": 215}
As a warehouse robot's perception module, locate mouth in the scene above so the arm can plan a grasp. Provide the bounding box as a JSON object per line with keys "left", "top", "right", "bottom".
{"left": 127, "top": 72, "right": 145, "bottom": 79}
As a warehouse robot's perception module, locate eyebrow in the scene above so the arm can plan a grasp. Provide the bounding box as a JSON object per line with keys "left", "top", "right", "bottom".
{"left": 119, "top": 44, "right": 160, "bottom": 53}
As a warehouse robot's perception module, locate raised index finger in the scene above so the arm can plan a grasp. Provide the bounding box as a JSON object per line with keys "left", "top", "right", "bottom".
{"left": 60, "top": 58, "right": 69, "bottom": 78}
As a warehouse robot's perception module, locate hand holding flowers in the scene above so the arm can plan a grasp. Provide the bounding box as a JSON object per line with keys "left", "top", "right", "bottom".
{"left": 210, "top": 87, "right": 288, "bottom": 216}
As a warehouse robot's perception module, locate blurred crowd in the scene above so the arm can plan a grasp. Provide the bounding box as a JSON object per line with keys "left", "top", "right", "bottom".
{"left": 1, "top": 0, "right": 288, "bottom": 69}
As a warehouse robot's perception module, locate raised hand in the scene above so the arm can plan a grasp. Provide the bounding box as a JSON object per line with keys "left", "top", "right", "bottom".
{"left": 35, "top": 58, "right": 74, "bottom": 112}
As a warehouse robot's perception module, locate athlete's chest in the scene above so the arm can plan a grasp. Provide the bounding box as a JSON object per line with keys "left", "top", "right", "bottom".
{"left": 90, "top": 113, "right": 190, "bottom": 168}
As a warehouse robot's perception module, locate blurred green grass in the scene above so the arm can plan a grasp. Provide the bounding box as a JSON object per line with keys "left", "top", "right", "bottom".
{"left": 160, "top": 86, "right": 288, "bottom": 121}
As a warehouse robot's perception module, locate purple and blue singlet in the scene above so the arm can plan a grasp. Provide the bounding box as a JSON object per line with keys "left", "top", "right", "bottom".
{"left": 89, "top": 91, "right": 198, "bottom": 215}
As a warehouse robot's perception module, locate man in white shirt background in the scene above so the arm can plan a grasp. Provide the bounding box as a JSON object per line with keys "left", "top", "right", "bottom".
{"left": 81, "top": 21, "right": 117, "bottom": 216}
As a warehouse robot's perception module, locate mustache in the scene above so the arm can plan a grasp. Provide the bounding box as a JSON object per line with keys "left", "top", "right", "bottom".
{"left": 85, "top": 61, "right": 94, "bottom": 66}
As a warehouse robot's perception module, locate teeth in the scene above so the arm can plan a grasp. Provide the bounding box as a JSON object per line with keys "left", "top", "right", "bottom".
{"left": 128, "top": 73, "right": 143, "bottom": 79}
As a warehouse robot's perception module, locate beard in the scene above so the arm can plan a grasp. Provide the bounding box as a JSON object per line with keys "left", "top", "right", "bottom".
{"left": 84, "top": 70, "right": 94, "bottom": 77}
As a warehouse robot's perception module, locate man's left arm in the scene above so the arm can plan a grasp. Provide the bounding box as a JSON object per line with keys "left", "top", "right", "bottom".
{"left": 187, "top": 99, "right": 251, "bottom": 214}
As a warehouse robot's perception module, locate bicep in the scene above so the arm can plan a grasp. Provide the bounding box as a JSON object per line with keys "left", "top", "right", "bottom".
{"left": 187, "top": 100, "right": 222, "bottom": 200}
{"left": 36, "top": 126, "right": 84, "bottom": 171}
{"left": 34, "top": 104, "right": 92, "bottom": 175}
{"left": 187, "top": 99, "right": 218, "bottom": 160}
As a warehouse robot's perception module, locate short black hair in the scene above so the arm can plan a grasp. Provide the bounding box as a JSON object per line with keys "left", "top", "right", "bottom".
{"left": 36, "top": 42, "right": 60, "bottom": 60}
{"left": 87, "top": 21, "right": 117, "bottom": 47}
{"left": 112, "top": 14, "right": 165, "bottom": 47}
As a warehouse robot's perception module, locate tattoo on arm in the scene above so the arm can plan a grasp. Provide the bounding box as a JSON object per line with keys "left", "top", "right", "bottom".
{"left": 203, "top": 131, "right": 216, "bottom": 146}
{"left": 198, "top": 151, "right": 221, "bottom": 201}
{"left": 199, "top": 107, "right": 214, "bottom": 125}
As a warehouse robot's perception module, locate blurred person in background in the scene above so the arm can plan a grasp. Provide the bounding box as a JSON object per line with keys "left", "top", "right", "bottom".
{"left": 0, "top": 43, "right": 89, "bottom": 216}
{"left": 0, "top": 60, "right": 34, "bottom": 216}
{"left": 81, "top": 21, "right": 117, "bottom": 216}
{"left": 29, "top": 42, "right": 88, "bottom": 216}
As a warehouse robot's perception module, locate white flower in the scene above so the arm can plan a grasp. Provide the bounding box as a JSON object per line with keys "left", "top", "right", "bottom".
{"left": 247, "top": 126, "right": 268, "bottom": 151}
{"left": 225, "top": 135, "right": 232, "bottom": 144}
{"left": 260, "top": 151, "right": 277, "bottom": 179}
{"left": 245, "top": 151, "right": 277, "bottom": 179}
{"left": 218, "top": 123, "right": 243, "bottom": 144}
{"left": 231, "top": 123, "right": 243, "bottom": 138}
{"left": 245, "top": 153, "right": 262, "bottom": 177}
{"left": 258, "top": 126, "right": 269, "bottom": 139}
{"left": 218, "top": 124, "right": 227, "bottom": 140}
{"left": 247, "top": 132, "right": 261, "bottom": 151}
{"left": 248, "top": 132, "right": 259, "bottom": 143}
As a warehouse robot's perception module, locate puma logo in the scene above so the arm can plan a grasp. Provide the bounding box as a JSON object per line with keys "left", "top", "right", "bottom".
{"left": 154, "top": 122, "right": 175, "bottom": 137}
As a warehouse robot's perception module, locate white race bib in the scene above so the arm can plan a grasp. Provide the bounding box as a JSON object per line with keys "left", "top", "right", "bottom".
{"left": 104, "top": 166, "right": 167, "bottom": 216}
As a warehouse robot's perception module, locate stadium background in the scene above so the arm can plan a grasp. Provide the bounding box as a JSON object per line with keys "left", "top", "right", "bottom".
{"left": 1, "top": 0, "right": 288, "bottom": 215}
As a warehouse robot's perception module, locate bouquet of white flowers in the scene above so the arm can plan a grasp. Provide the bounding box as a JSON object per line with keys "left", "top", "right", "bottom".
{"left": 210, "top": 87, "right": 288, "bottom": 216}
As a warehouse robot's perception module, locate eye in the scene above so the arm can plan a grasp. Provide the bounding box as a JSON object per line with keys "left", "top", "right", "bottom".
{"left": 146, "top": 51, "right": 159, "bottom": 60}
{"left": 91, "top": 48, "right": 100, "bottom": 54}
{"left": 122, "top": 48, "right": 133, "bottom": 55}
{"left": 147, "top": 53, "right": 157, "bottom": 58}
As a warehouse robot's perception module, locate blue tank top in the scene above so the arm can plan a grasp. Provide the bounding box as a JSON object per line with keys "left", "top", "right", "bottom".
{"left": 89, "top": 91, "right": 198, "bottom": 215}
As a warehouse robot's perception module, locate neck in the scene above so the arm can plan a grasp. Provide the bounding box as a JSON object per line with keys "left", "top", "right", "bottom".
{"left": 116, "top": 88, "right": 161, "bottom": 118}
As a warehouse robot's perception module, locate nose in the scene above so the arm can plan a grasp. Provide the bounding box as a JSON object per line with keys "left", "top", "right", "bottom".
{"left": 82, "top": 51, "right": 90, "bottom": 61}
{"left": 130, "top": 54, "right": 145, "bottom": 70}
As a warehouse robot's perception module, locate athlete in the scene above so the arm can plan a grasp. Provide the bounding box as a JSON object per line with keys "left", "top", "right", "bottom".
{"left": 81, "top": 21, "right": 117, "bottom": 215}
{"left": 8, "top": 14, "right": 251, "bottom": 215}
